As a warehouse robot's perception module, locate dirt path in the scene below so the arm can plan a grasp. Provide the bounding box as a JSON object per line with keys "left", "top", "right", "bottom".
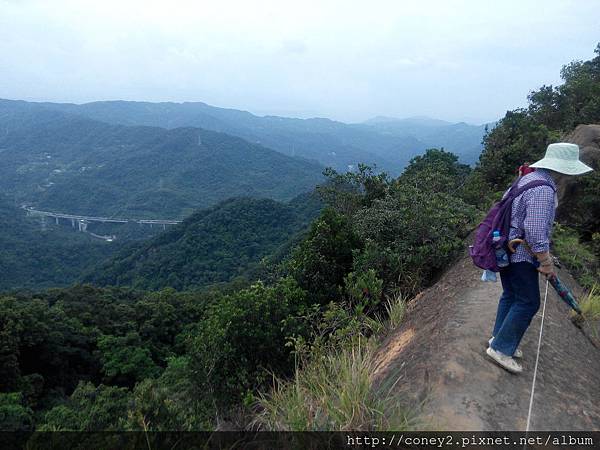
{"left": 374, "top": 248, "right": 600, "bottom": 431}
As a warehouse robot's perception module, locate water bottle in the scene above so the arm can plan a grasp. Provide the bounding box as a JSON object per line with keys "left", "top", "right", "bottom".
{"left": 481, "top": 269, "right": 497, "bottom": 282}
{"left": 492, "top": 230, "right": 509, "bottom": 268}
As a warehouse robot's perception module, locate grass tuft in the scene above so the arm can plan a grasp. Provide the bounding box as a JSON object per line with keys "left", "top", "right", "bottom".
{"left": 578, "top": 284, "right": 600, "bottom": 335}
{"left": 252, "top": 338, "right": 415, "bottom": 431}
{"left": 252, "top": 294, "right": 417, "bottom": 432}
{"left": 552, "top": 224, "right": 599, "bottom": 289}
{"left": 384, "top": 294, "right": 406, "bottom": 331}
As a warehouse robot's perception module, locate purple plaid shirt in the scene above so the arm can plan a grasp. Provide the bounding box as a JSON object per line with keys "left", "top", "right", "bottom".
{"left": 504, "top": 169, "right": 557, "bottom": 264}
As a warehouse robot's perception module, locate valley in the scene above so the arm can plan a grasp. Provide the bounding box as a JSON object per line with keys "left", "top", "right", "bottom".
{"left": 1, "top": 41, "right": 599, "bottom": 436}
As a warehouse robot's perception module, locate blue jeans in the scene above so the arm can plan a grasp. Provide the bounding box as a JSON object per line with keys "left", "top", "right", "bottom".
{"left": 491, "top": 262, "right": 540, "bottom": 356}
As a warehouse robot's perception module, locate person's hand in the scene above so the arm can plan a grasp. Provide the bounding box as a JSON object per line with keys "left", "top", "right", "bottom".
{"left": 537, "top": 262, "right": 556, "bottom": 278}
{"left": 535, "top": 251, "right": 556, "bottom": 277}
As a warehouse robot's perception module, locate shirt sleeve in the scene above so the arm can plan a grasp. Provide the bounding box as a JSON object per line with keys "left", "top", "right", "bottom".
{"left": 523, "top": 186, "right": 556, "bottom": 253}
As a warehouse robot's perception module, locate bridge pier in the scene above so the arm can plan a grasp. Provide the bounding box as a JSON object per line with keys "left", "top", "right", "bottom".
{"left": 55, "top": 217, "right": 59, "bottom": 225}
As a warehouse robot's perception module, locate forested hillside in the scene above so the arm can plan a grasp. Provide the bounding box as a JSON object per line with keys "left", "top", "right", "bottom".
{"left": 3, "top": 99, "right": 486, "bottom": 173}
{"left": 361, "top": 115, "right": 490, "bottom": 164}
{"left": 0, "top": 196, "right": 119, "bottom": 290}
{"left": 84, "top": 195, "right": 322, "bottom": 291}
{"left": 0, "top": 149, "right": 477, "bottom": 432}
{"left": 0, "top": 103, "right": 324, "bottom": 218}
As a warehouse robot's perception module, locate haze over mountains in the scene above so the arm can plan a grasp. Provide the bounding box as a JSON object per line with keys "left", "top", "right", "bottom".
{"left": 0, "top": 98, "right": 488, "bottom": 219}
{"left": 3, "top": 99, "right": 488, "bottom": 171}
{"left": 0, "top": 100, "right": 324, "bottom": 218}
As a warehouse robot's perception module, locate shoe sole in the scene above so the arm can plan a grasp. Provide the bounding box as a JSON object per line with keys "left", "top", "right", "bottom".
{"left": 485, "top": 348, "right": 522, "bottom": 374}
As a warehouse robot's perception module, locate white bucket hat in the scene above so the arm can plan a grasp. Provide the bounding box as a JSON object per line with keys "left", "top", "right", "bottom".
{"left": 529, "top": 143, "right": 593, "bottom": 175}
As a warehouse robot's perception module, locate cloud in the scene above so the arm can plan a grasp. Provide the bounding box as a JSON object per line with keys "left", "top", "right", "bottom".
{"left": 0, "top": 0, "right": 598, "bottom": 123}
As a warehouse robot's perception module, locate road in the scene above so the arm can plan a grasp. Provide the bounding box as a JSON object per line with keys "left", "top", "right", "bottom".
{"left": 22, "top": 205, "right": 183, "bottom": 225}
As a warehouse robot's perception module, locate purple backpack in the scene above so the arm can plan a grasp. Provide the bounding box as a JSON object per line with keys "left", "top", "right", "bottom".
{"left": 469, "top": 180, "right": 554, "bottom": 271}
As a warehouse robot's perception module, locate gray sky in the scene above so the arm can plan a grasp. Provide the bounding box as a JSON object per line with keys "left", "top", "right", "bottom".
{"left": 1, "top": 0, "right": 598, "bottom": 124}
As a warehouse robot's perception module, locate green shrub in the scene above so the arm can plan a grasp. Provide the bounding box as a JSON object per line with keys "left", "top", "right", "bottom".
{"left": 552, "top": 224, "right": 599, "bottom": 289}
{"left": 127, "top": 356, "right": 206, "bottom": 431}
{"left": 288, "top": 209, "right": 362, "bottom": 304}
{"left": 38, "top": 382, "right": 130, "bottom": 431}
{"left": 98, "top": 332, "right": 159, "bottom": 386}
{"left": 353, "top": 186, "right": 476, "bottom": 295}
{"left": 344, "top": 269, "right": 383, "bottom": 316}
{"left": 188, "top": 278, "right": 309, "bottom": 413}
{"left": 0, "top": 392, "right": 33, "bottom": 431}
{"left": 399, "top": 149, "right": 471, "bottom": 195}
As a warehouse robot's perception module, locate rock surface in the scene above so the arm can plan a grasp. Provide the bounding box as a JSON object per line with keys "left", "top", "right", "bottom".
{"left": 554, "top": 124, "right": 600, "bottom": 220}
{"left": 373, "top": 247, "right": 600, "bottom": 431}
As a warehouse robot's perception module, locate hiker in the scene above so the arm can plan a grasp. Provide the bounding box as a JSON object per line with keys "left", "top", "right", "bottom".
{"left": 486, "top": 143, "right": 593, "bottom": 374}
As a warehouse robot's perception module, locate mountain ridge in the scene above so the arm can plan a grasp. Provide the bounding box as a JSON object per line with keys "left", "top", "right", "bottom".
{"left": 1, "top": 98, "right": 488, "bottom": 170}
{"left": 83, "top": 195, "right": 322, "bottom": 291}
{"left": 0, "top": 101, "right": 324, "bottom": 218}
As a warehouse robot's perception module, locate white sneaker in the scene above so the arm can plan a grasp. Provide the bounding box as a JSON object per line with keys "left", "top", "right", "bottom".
{"left": 489, "top": 337, "right": 522, "bottom": 358}
{"left": 486, "top": 347, "right": 523, "bottom": 374}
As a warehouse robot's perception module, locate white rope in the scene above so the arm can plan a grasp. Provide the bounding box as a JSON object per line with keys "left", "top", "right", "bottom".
{"left": 525, "top": 278, "right": 550, "bottom": 433}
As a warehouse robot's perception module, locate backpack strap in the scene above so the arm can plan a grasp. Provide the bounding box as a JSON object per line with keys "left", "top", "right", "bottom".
{"left": 491, "top": 179, "right": 555, "bottom": 243}
{"left": 508, "top": 180, "right": 555, "bottom": 200}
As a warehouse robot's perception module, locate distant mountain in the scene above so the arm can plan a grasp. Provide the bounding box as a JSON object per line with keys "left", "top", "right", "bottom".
{"left": 364, "top": 115, "right": 454, "bottom": 127}
{"left": 4, "top": 99, "right": 442, "bottom": 173}
{"left": 0, "top": 196, "right": 120, "bottom": 290}
{"left": 84, "top": 195, "right": 322, "bottom": 291}
{"left": 360, "top": 116, "right": 492, "bottom": 164}
{"left": 0, "top": 100, "right": 324, "bottom": 218}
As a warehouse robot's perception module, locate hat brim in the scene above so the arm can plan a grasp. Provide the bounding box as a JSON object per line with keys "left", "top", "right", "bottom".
{"left": 530, "top": 157, "right": 593, "bottom": 175}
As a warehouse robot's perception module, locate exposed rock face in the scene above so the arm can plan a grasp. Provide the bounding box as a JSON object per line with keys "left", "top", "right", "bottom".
{"left": 554, "top": 124, "right": 600, "bottom": 225}
{"left": 373, "top": 244, "right": 600, "bottom": 430}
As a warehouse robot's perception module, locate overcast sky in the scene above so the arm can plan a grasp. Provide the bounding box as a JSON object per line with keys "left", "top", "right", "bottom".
{"left": 1, "top": 0, "right": 598, "bottom": 124}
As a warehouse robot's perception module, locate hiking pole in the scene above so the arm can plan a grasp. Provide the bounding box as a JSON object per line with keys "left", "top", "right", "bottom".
{"left": 524, "top": 278, "right": 549, "bottom": 438}
{"left": 507, "top": 239, "right": 582, "bottom": 315}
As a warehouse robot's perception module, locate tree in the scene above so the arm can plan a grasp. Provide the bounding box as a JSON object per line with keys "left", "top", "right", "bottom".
{"left": 399, "top": 148, "right": 471, "bottom": 194}
{"left": 39, "top": 382, "right": 130, "bottom": 431}
{"left": 352, "top": 185, "right": 476, "bottom": 295}
{"left": 288, "top": 209, "right": 363, "bottom": 304}
{"left": 127, "top": 356, "right": 205, "bottom": 431}
{"left": 317, "top": 165, "right": 389, "bottom": 217}
{"left": 477, "top": 110, "right": 555, "bottom": 190}
{"left": 188, "top": 278, "right": 308, "bottom": 413}
{"left": 97, "top": 332, "right": 159, "bottom": 387}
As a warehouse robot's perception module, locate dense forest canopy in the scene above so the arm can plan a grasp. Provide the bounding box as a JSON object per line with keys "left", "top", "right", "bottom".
{"left": 0, "top": 192, "right": 321, "bottom": 292}
{"left": 0, "top": 148, "right": 477, "bottom": 431}
{"left": 84, "top": 195, "right": 323, "bottom": 291}
{"left": 0, "top": 197, "right": 120, "bottom": 291}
